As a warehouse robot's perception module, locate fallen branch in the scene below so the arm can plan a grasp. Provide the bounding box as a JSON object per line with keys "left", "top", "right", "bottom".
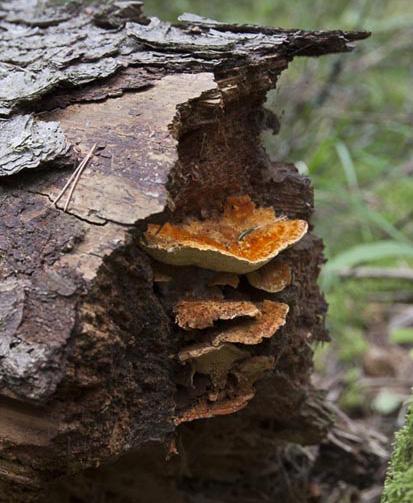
{"left": 368, "top": 292, "right": 413, "bottom": 303}
{"left": 338, "top": 266, "right": 413, "bottom": 281}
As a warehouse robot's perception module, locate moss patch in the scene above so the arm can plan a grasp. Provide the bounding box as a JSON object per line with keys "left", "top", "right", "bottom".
{"left": 383, "top": 404, "right": 413, "bottom": 502}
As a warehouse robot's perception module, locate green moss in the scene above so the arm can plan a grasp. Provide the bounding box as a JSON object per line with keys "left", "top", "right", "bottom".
{"left": 383, "top": 404, "right": 413, "bottom": 502}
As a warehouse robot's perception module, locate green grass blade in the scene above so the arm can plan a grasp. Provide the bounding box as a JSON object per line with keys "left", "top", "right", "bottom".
{"left": 336, "top": 141, "right": 359, "bottom": 190}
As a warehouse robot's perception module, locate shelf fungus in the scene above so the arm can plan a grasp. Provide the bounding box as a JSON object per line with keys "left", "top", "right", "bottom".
{"left": 175, "top": 355, "right": 276, "bottom": 425}
{"left": 211, "top": 300, "right": 289, "bottom": 346}
{"left": 141, "top": 195, "right": 308, "bottom": 273}
{"left": 178, "top": 300, "right": 289, "bottom": 363}
{"left": 187, "top": 344, "right": 250, "bottom": 389}
{"left": 175, "top": 299, "right": 260, "bottom": 330}
{"left": 246, "top": 260, "right": 292, "bottom": 293}
{"left": 175, "top": 393, "right": 255, "bottom": 425}
{"left": 146, "top": 198, "right": 292, "bottom": 427}
{"left": 175, "top": 297, "right": 287, "bottom": 424}
{"left": 178, "top": 300, "right": 289, "bottom": 361}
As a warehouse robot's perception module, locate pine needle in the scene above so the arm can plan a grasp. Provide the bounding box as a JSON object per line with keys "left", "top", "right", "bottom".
{"left": 63, "top": 143, "right": 97, "bottom": 212}
{"left": 50, "top": 156, "right": 86, "bottom": 208}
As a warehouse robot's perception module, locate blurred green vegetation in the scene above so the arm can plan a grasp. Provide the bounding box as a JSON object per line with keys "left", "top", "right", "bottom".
{"left": 146, "top": 0, "right": 413, "bottom": 368}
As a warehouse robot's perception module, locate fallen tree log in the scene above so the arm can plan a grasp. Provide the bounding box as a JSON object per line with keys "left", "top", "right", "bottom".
{"left": 0, "top": 1, "right": 376, "bottom": 501}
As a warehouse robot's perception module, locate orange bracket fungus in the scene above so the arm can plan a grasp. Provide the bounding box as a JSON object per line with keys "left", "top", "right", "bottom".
{"left": 174, "top": 299, "right": 260, "bottom": 330}
{"left": 187, "top": 344, "right": 250, "bottom": 389}
{"left": 177, "top": 301, "right": 288, "bottom": 361}
{"left": 211, "top": 300, "right": 289, "bottom": 346}
{"left": 178, "top": 300, "right": 289, "bottom": 362}
{"left": 153, "top": 215, "right": 291, "bottom": 427}
{"left": 246, "top": 260, "right": 292, "bottom": 293}
{"left": 174, "top": 299, "right": 287, "bottom": 424}
{"left": 175, "top": 355, "right": 276, "bottom": 425}
{"left": 141, "top": 195, "right": 308, "bottom": 273}
{"left": 174, "top": 393, "right": 255, "bottom": 425}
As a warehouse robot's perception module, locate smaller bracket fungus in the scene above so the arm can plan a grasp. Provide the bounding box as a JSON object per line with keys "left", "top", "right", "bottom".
{"left": 175, "top": 393, "right": 255, "bottom": 425}
{"left": 211, "top": 300, "right": 289, "bottom": 346}
{"left": 177, "top": 300, "right": 289, "bottom": 364}
{"left": 246, "top": 260, "right": 292, "bottom": 293}
{"left": 178, "top": 342, "right": 221, "bottom": 362}
{"left": 141, "top": 195, "right": 308, "bottom": 273}
{"left": 175, "top": 355, "right": 276, "bottom": 425}
{"left": 189, "top": 343, "right": 250, "bottom": 389}
{"left": 232, "top": 356, "right": 276, "bottom": 388}
{"left": 175, "top": 299, "right": 260, "bottom": 330}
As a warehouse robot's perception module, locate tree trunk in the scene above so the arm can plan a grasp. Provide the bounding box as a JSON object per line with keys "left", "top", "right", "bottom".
{"left": 0, "top": 2, "right": 375, "bottom": 501}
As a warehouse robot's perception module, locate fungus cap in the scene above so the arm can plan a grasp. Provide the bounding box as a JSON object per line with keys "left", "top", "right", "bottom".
{"left": 246, "top": 260, "right": 292, "bottom": 293}
{"left": 190, "top": 344, "right": 250, "bottom": 389}
{"left": 175, "top": 355, "right": 276, "bottom": 425}
{"left": 178, "top": 300, "right": 289, "bottom": 363}
{"left": 211, "top": 300, "right": 289, "bottom": 346}
{"left": 141, "top": 195, "right": 308, "bottom": 273}
{"left": 174, "top": 392, "right": 254, "bottom": 425}
{"left": 175, "top": 299, "right": 260, "bottom": 330}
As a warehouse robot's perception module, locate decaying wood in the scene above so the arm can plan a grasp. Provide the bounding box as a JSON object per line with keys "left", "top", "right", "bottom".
{"left": 0, "top": 1, "right": 376, "bottom": 502}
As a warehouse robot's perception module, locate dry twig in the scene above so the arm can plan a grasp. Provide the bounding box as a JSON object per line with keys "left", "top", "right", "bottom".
{"left": 338, "top": 266, "right": 413, "bottom": 282}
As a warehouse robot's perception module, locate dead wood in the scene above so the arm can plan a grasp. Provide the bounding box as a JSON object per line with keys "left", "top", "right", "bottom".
{"left": 0, "top": 1, "right": 374, "bottom": 501}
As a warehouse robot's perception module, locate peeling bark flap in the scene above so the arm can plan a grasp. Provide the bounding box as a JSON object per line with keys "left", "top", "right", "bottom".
{"left": 0, "top": 115, "right": 69, "bottom": 176}
{"left": 0, "top": 7, "right": 367, "bottom": 115}
{"left": 41, "top": 73, "right": 217, "bottom": 225}
{"left": 0, "top": 0, "right": 367, "bottom": 117}
{"left": 0, "top": 0, "right": 368, "bottom": 177}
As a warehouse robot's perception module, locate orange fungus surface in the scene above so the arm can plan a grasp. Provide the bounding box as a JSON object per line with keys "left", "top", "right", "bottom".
{"left": 142, "top": 196, "right": 307, "bottom": 272}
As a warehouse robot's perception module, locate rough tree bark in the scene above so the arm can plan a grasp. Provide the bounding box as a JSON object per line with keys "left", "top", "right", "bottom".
{"left": 0, "top": 2, "right": 381, "bottom": 502}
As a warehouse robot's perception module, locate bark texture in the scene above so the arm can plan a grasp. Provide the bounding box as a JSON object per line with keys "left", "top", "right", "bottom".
{"left": 0, "top": 2, "right": 376, "bottom": 501}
